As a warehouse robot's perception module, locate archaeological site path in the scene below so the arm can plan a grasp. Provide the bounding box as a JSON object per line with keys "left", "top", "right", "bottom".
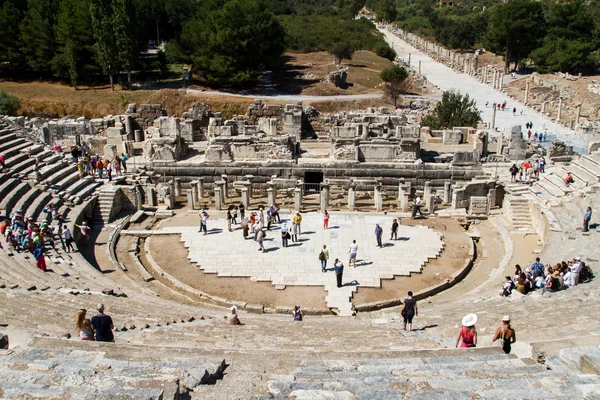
{"left": 378, "top": 26, "right": 591, "bottom": 153}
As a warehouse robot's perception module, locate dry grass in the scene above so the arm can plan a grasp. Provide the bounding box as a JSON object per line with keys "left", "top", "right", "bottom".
{"left": 0, "top": 81, "right": 255, "bottom": 119}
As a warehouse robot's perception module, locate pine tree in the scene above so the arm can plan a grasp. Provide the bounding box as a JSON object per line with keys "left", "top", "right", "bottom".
{"left": 112, "top": 0, "right": 139, "bottom": 89}
{"left": 19, "top": 0, "right": 59, "bottom": 74}
{"left": 90, "top": 0, "right": 119, "bottom": 90}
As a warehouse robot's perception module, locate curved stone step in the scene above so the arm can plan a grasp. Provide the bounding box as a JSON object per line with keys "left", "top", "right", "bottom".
{"left": 0, "top": 182, "right": 31, "bottom": 215}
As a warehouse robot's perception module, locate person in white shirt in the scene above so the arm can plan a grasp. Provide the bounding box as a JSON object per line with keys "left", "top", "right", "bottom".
{"left": 571, "top": 257, "right": 582, "bottom": 285}
{"left": 348, "top": 240, "right": 358, "bottom": 268}
{"left": 564, "top": 269, "right": 575, "bottom": 287}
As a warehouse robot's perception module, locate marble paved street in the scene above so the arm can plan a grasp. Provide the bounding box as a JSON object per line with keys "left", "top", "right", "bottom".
{"left": 149, "top": 213, "right": 444, "bottom": 316}
{"left": 379, "top": 26, "right": 589, "bottom": 153}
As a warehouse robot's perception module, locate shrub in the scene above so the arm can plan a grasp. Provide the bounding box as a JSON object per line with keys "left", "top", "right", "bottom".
{"left": 0, "top": 90, "right": 20, "bottom": 116}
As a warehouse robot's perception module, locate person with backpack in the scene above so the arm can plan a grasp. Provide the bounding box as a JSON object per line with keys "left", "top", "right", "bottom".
{"left": 319, "top": 245, "right": 329, "bottom": 272}
{"left": 509, "top": 164, "right": 518, "bottom": 183}
{"left": 281, "top": 223, "right": 290, "bottom": 247}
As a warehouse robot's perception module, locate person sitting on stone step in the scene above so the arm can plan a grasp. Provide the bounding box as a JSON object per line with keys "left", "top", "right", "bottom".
{"left": 228, "top": 306, "right": 243, "bottom": 325}
{"left": 75, "top": 308, "right": 95, "bottom": 341}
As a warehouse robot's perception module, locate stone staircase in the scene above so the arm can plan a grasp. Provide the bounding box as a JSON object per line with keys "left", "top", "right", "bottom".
{"left": 506, "top": 196, "right": 534, "bottom": 231}
{"left": 92, "top": 186, "right": 122, "bottom": 228}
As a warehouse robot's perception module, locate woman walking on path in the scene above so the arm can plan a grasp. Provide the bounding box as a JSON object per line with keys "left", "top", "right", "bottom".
{"left": 456, "top": 314, "right": 477, "bottom": 348}
{"left": 400, "top": 291, "right": 418, "bottom": 332}
{"left": 323, "top": 210, "right": 329, "bottom": 229}
{"left": 493, "top": 316, "right": 516, "bottom": 354}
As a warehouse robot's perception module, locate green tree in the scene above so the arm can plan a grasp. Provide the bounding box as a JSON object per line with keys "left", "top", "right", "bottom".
{"left": 421, "top": 91, "right": 481, "bottom": 130}
{"left": 0, "top": 1, "right": 24, "bottom": 70}
{"left": 113, "top": 0, "right": 139, "bottom": 89}
{"left": 19, "top": 0, "right": 59, "bottom": 74}
{"left": 90, "top": 0, "right": 119, "bottom": 90}
{"left": 380, "top": 65, "right": 409, "bottom": 106}
{"left": 484, "top": 0, "right": 545, "bottom": 72}
{"left": 52, "top": 0, "right": 96, "bottom": 89}
{"left": 376, "top": 0, "right": 396, "bottom": 22}
{"left": 180, "top": 0, "right": 286, "bottom": 84}
{"left": 329, "top": 42, "right": 356, "bottom": 65}
{"left": 0, "top": 90, "right": 21, "bottom": 116}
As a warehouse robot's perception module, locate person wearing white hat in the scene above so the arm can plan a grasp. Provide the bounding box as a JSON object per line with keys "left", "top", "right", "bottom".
{"left": 228, "top": 306, "right": 242, "bottom": 325}
{"left": 456, "top": 313, "right": 477, "bottom": 348}
{"left": 493, "top": 316, "right": 516, "bottom": 354}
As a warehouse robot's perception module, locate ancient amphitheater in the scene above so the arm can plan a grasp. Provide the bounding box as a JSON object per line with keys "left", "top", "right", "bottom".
{"left": 1, "top": 91, "right": 600, "bottom": 400}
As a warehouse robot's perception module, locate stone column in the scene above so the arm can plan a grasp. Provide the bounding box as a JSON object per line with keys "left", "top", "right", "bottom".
{"left": 541, "top": 101, "right": 547, "bottom": 114}
{"left": 487, "top": 188, "right": 497, "bottom": 210}
{"left": 426, "top": 192, "right": 435, "bottom": 214}
{"left": 134, "top": 129, "right": 143, "bottom": 142}
{"left": 576, "top": 103, "right": 582, "bottom": 127}
{"left": 498, "top": 73, "right": 503, "bottom": 90}
{"left": 497, "top": 131, "right": 503, "bottom": 154}
{"left": 484, "top": 67, "right": 488, "bottom": 83}
{"left": 443, "top": 181, "right": 452, "bottom": 205}
{"left": 492, "top": 104, "right": 497, "bottom": 130}
{"left": 214, "top": 186, "right": 222, "bottom": 210}
{"left": 556, "top": 98, "right": 563, "bottom": 123}
{"left": 134, "top": 186, "right": 143, "bottom": 210}
{"left": 294, "top": 187, "right": 302, "bottom": 212}
{"left": 197, "top": 178, "right": 205, "bottom": 203}
{"left": 221, "top": 174, "right": 229, "bottom": 199}
{"left": 418, "top": 60, "right": 422, "bottom": 75}
{"left": 399, "top": 184, "right": 410, "bottom": 212}
{"left": 524, "top": 81, "right": 530, "bottom": 105}
{"left": 241, "top": 184, "right": 250, "bottom": 209}
{"left": 408, "top": 53, "right": 411, "bottom": 67}
{"left": 423, "top": 181, "right": 432, "bottom": 201}
{"left": 320, "top": 183, "right": 330, "bottom": 211}
{"left": 348, "top": 185, "right": 356, "bottom": 212}
{"left": 174, "top": 178, "right": 182, "bottom": 197}
{"left": 374, "top": 185, "right": 383, "bottom": 212}
{"left": 464, "top": 58, "right": 469, "bottom": 73}
{"left": 186, "top": 190, "right": 194, "bottom": 210}
{"left": 267, "top": 186, "right": 275, "bottom": 207}
{"left": 166, "top": 189, "right": 175, "bottom": 210}
{"left": 190, "top": 181, "right": 199, "bottom": 209}
{"left": 244, "top": 175, "right": 254, "bottom": 198}
{"left": 492, "top": 70, "right": 497, "bottom": 89}
{"left": 147, "top": 186, "right": 157, "bottom": 207}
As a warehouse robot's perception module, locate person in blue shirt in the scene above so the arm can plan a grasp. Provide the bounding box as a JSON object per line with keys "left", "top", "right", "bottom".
{"left": 375, "top": 224, "right": 383, "bottom": 248}
{"left": 584, "top": 207, "right": 592, "bottom": 233}
{"left": 530, "top": 257, "right": 545, "bottom": 278}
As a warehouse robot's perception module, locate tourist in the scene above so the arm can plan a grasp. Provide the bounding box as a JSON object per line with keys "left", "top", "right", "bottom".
{"left": 231, "top": 206, "right": 238, "bottom": 225}
{"left": 75, "top": 308, "right": 95, "bottom": 341}
{"left": 63, "top": 225, "right": 75, "bottom": 252}
{"left": 456, "top": 314, "right": 477, "bottom": 348}
{"left": 412, "top": 196, "right": 425, "bottom": 218}
{"left": 249, "top": 212, "right": 256, "bottom": 233}
{"left": 527, "top": 130, "right": 532, "bottom": 141}
{"left": 293, "top": 212, "right": 302, "bottom": 234}
{"left": 273, "top": 205, "right": 281, "bottom": 223}
{"left": 226, "top": 208, "right": 233, "bottom": 232}
{"left": 113, "top": 156, "right": 121, "bottom": 176}
{"left": 96, "top": 158, "right": 104, "bottom": 178}
{"left": 375, "top": 223, "right": 383, "bottom": 248}
{"left": 120, "top": 153, "right": 128, "bottom": 173}
{"left": 266, "top": 207, "right": 274, "bottom": 230}
{"left": 199, "top": 210, "right": 209, "bottom": 235}
{"left": 334, "top": 258, "right": 344, "bottom": 288}
{"left": 257, "top": 228, "right": 266, "bottom": 253}
{"left": 290, "top": 216, "right": 299, "bottom": 242}
{"left": 543, "top": 132, "right": 547, "bottom": 142}
{"left": 348, "top": 240, "right": 358, "bottom": 268}
{"left": 319, "top": 245, "right": 329, "bottom": 272}
{"left": 390, "top": 218, "right": 399, "bottom": 240}
{"left": 32, "top": 243, "right": 47, "bottom": 272}
{"left": 239, "top": 202, "right": 245, "bottom": 220}
{"left": 228, "top": 306, "right": 243, "bottom": 325}
{"left": 517, "top": 167, "right": 524, "bottom": 184}
{"left": 400, "top": 291, "right": 418, "bottom": 332}
{"left": 258, "top": 207, "right": 264, "bottom": 229}
{"left": 493, "top": 316, "right": 516, "bottom": 354}
{"left": 538, "top": 156, "right": 545, "bottom": 173}
{"left": 501, "top": 276, "right": 514, "bottom": 297}
{"left": 0, "top": 153, "right": 6, "bottom": 171}
{"left": 241, "top": 217, "right": 249, "bottom": 239}
{"left": 563, "top": 171, "right": 574, "bottom": 186}
{"left": 512, "top": 107, "right": 516, "bottom": 116}
{"left": 105, "top": 159, "right": 112, "bottom": 181}
{"left": 323, "top": 209, "right": 329, "bottom": 229}
{"left": 533, "top": 160, "right": 540, "bottom": 179}
{"left": 91, "top": 303, "right": 114, "bottom": 342}
{"left": 293, "top": 305, "right": 303, "bottom": 321}
{"left": 76, "top": 221, "right": 91, "bottom": 246}
{"left": 571, "top": 256, "right": 582, "bottom": 285}
{"left": 530, "top": 257, "right": 545, "bottom": 278}
{"left": 583, "top": 207, "right": 592, "bottom": 233}
{"left": 509, "top": 164, "right": 518, "bottom": 183}
{"left": 281, "top": 223, "right": 290, "bottom": 247}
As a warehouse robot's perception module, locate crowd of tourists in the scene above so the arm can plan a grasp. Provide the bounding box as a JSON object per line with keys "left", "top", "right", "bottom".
{"left": 67, "top": 144, "right": 128, "bottom": 182}
{"left": 501, "top": 256, "right": 594, "bottom": 297}
{"left": 509, "top": 157, "right": 546, "bottom": 185}
{"left": 0, "top": 205, "right": 90, "bottom": 271}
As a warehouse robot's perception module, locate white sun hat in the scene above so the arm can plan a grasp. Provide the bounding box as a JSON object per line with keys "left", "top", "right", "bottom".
{"left": 462, "top": 313, "right": 478, "bottom": 327}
